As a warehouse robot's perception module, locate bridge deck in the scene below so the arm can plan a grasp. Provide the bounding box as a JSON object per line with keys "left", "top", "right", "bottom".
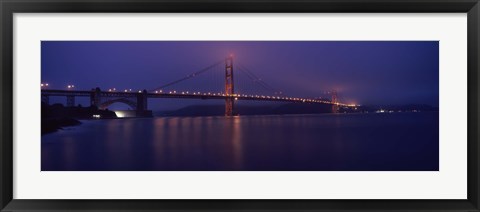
{"left": 41, "top": 89, "right": 353, "bottom": 107}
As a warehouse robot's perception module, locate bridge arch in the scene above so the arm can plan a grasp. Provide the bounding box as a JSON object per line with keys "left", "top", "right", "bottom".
{"left": 99, "top": 98, "right": 137, "bottom": 110}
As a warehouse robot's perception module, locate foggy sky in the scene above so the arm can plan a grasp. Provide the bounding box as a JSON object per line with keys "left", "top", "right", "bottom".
{"left": 41, "top": 41, "right": 439, "bottom": 110}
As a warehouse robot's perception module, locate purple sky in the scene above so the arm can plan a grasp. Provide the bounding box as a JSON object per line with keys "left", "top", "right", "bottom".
{"left": 41, "top": 41, "right": 438, "bottom": 110}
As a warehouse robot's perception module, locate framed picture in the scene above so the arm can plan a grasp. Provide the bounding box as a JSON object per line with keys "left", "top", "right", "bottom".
{"left": 1, "top": 0, "right": 479, "bottom": 211}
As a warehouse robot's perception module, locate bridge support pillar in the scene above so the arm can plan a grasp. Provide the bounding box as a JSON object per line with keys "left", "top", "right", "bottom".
{"left": 331, "top": 90, "right": 338, "bottom": 113}
{"left": 225, "top": 55, "right": 235, "bottom": 116}
{"left": 41, "top": 95, "right": 49, "bottom": 105}
{"left": 136, "top": 89, "right": 148, "bottom": 115}
{"left": 332, "top": 104, "right": 339, "bottom": 113}
{"left": 90, "top": 87, "right": 101, "bottom": 108}
{"left": 67, "top": 95, "right": 75, "bottom": 107}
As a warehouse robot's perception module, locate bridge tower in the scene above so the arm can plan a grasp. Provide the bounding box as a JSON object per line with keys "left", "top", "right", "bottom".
{"left": 331, "top": 90, "right": 339, "bottom": 113}
{"left": 90, "top": 87, "right": 102, "bottom": 108}
{"left": 225, "top": 55, "right": 235, "bottom": 116}
{"left": 136, "top": 89, "right": 148, "bottom": 115}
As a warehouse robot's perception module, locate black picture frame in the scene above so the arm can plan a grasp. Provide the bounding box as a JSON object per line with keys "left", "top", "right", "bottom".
{"left": 1, "top": 0, "right": 479, "bottom": 211}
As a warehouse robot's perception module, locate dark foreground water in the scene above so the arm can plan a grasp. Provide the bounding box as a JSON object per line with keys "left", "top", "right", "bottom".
{"left": 42, "top": 112, "right": 439, "bottom": 171}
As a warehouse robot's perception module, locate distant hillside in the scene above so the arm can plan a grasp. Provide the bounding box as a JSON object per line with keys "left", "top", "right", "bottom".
{"left": 155, "top": 103, "right": 333, "bottom": 117}
{"left": 155, "top": 103, "right": 438, "bottom": 117}
{"left": 354, "top": 104, "right": 439, "bottom": 113}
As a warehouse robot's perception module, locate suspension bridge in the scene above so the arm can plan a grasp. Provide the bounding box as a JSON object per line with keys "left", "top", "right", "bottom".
{"left": 41, "top": 56, "right": 356, "bottom": 117}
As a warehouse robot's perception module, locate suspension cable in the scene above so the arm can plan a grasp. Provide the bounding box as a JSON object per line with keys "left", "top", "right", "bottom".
{"left": 149, "top": 60, "right": 223, "bottom": 92}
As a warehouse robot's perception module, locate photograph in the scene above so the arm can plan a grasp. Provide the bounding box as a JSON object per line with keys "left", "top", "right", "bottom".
{"left": 40, "top": 41, "right": 439, "bottom": 171}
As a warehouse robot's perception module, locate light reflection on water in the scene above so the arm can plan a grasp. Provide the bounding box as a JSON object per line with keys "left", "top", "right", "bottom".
{"left": 42, "top": 113, "right": 439, "bottom": 171}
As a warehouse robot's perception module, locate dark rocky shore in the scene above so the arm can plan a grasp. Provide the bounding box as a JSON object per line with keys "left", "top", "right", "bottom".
{"left": 42, "top": 103, "right": 117, "bottom": 135}
{"left": 41, "top": 117, "right": 82, "bottom": 135}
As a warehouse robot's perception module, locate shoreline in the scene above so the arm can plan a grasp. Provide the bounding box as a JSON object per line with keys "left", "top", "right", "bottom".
{"left": 41, "top": 117, "right": 82, "bottom": 135}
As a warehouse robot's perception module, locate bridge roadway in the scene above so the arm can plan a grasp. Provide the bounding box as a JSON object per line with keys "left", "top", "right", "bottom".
{"left": 41, "top": 89, "right": 353, "bottom": 107}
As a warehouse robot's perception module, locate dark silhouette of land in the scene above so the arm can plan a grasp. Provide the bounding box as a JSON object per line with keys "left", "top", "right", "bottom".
{"left": 41, "top": 103, "right": 116, "bottom": 134}
{"left": 155, "top": 103, "right": 437, "bottom": 117}
{"left": 41, "top": 101, "right": 437, "bottom": 134}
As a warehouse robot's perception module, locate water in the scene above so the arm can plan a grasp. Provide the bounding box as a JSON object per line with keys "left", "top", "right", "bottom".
{"left": 42, "top": 112, "right": 439, "bottom": 171}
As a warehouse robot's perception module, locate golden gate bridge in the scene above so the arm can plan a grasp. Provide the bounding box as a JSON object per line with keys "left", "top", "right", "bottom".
{"left": 41, "top": 55, "right": 357, "bottom": 117}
